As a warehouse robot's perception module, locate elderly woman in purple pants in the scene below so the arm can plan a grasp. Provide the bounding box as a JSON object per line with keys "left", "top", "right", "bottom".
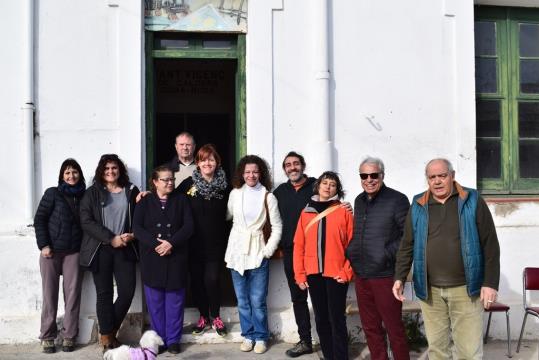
{"left": 133, "top": 165, "right": 193, "bottom": 354}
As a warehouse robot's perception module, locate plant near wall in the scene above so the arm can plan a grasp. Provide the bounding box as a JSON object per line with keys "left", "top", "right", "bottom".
{"left": 403, "top": 313, "right": 427, "bottom": 352}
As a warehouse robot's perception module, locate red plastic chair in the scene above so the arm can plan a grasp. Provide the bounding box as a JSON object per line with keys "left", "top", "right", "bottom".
{"left": 516, "top": 267, "right": 539, "bottom": 353}
{"left": 484, "top": 301, "right": 511, "bottom": 357}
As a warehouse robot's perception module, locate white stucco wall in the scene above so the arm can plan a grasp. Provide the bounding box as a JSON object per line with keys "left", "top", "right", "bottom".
{"left": 1, "top": 0, "right": 539, "bottom": 345}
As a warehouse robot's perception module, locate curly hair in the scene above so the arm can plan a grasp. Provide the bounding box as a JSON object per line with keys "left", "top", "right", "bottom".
{"left": 148, "top": 165, "right": 173, "bottom": 193}
{"left": 93, "top": 154, "right": 130, "bottom": 188}
{"left": 232, "top": 155, "right": 272, "bottom": 189}
{"left": 57, "top": 158, "right": 85, "bottom": 187}
{"left": 313, "top": 171, "right": 345, "bottom": 199}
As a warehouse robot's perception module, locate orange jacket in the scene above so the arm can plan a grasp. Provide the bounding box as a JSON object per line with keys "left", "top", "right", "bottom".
{"left": 293, "top": 202, "right": 354, "bottom": 284}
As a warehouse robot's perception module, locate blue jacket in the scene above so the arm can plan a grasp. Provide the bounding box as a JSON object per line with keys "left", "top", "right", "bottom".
{"left": 411, "top": 182, "right": 483, "bottom": 300}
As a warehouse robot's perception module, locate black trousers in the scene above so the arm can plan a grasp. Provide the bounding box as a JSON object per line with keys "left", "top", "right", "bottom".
{"left": 91, "top": 245, "right": 136, "bottom": 335}
{"left": 283, "top": 251, "right": 312, "bottom": 343}
{"left": 307, "top": 274, "right": 349, "bottom": 360}
{"left": 190, "top": 260, "right": 222, "bottom": 319}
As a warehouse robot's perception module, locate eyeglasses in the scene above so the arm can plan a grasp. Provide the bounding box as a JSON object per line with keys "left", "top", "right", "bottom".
{"left": 359, "top": 172, "right": 380, "bottom": 180}
{"left": 158, "top": 178, "right": 176, "bottom": 183}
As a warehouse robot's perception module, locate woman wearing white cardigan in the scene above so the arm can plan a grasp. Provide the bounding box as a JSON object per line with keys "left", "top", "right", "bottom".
{"left": 225, "top": 155, "right": 282, "bottom": 354}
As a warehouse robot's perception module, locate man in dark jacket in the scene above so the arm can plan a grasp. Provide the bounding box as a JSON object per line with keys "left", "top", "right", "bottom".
{"left": 273, "top": 152, "right": 315, "bottom": 358}
{"left": 167, "top": 132, "right": 196, "bottom": 187}
{"left": 346, "top": 156, "right": 410, "bottom": 360}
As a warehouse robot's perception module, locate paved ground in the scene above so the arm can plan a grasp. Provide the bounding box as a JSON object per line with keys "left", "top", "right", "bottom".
{"left": 0, "top": 340, "right": 536, "bottom": 359}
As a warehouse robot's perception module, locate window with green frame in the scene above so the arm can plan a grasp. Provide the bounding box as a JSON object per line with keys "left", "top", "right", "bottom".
{"left": 475, "top": 7, "right": 539, "bottom": 194}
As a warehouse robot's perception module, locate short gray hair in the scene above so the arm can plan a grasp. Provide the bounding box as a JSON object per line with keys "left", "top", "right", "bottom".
{"left": 359, "top": 156, "right": 385, "bottom": 174}
{"left": 425, "top": 158, "right": 454, "bottom": 177}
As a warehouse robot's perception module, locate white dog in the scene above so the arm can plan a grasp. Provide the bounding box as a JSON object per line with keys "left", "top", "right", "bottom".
{"left": 103, "top": 330, "right": 164, "bottom": 360}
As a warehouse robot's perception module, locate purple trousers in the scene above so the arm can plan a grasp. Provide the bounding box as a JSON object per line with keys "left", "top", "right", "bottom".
{"left": 144, "top": 285, "right": 185, "bottom": 346}
{"left": 355, "top": 277, "right": 410, "bottom": 360}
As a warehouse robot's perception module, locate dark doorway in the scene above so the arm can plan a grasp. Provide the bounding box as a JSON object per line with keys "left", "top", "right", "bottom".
{"left": 152, "top": 58, "right": 237, "bottom": 307}
{"left": 154, "top": 58, "right": 237, "bottom": 176}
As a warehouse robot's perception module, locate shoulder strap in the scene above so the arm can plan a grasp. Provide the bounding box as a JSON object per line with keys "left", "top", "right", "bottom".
{"left": 304, "top": 205, "right": 340, "bottom": 236}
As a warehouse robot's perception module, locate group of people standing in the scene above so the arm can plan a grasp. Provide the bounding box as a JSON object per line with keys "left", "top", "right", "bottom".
{"left": 34, "top": 130, "right": 500, "bottom": 360}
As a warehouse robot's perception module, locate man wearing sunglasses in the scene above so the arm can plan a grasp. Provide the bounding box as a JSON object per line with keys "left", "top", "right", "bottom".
{"left": 345, "top": 157, "right": 410, "bottom": 360}
{"left": 392, "top": 158, "right": 500, "bottom": 360}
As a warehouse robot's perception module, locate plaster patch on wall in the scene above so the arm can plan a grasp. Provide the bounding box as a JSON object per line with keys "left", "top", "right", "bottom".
{"left": 493, "top": 202, "right": 519, "bottom": 217}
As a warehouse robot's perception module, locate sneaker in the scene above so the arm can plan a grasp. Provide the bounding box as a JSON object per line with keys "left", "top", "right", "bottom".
{"left": 285, "top": 340, "right": 313, "bottom": 357}
{"left": 212, "top": 317, "right": 228, "bottom": 337}
{"left": 192, "top": 316, "right": 210, "bottom": 335}
{"left": 168, "top": 342, "right": 181, "bottom": 354}
{"left": 240, "top": 339, "right": 254, "bottom": 352}
{"left": 61, "top": 338, "right": 75, "bottom": 352}
{"left": 42, "top": 340, "right": 55, "bottom": 354}
{"left": 254, "top": 340, "right": 267, "bottom": 354}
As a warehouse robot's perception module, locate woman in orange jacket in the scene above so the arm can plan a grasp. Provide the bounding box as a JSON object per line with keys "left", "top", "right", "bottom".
{"left": 293, "top": 171, "right": 353, "bottom": 360}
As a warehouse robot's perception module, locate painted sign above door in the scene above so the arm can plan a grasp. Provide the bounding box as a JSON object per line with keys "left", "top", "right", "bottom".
{"left": 145, "top": 0, "right": 247, "bottom": 32}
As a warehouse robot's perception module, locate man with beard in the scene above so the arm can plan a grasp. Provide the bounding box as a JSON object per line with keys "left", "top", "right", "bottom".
{"left": 273, "top": 152, "right": 315, "bottom": 357}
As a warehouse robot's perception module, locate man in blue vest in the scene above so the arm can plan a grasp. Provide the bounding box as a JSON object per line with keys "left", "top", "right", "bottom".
{"left": 392, "top": 158, "right": 500, "bottom": 360}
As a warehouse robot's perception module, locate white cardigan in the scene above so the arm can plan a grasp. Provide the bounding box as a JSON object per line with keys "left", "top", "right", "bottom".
{"left": 225, "top": 184, "right": 283, "bottom": 275}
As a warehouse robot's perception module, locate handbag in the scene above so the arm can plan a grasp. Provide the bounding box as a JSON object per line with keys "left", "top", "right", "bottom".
{"left": 262, "top": 192, "right": 271, "bottom": 243}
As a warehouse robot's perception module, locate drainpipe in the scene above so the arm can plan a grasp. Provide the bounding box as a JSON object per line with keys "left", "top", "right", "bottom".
{"left": 311, "top": 0, "right": 333, "bottom": 174}
{"left": 22, "top": 0, "right": 35, "bottom": 223}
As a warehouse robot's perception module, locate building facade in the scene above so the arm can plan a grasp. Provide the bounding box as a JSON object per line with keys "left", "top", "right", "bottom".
{"left": 1, "top": 0, "right": 539, "bottom": 344}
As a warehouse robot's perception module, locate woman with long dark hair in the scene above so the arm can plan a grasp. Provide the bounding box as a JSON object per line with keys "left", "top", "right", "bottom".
{"left": 79, "top": 154, "right": 140, "bottom": 352}
{"left": 293, "top": 171, "right": 354, "bottom": 360}
{"left": 177, "top": 144, "right": 230, "bottom": 337}
{"left": 133, "top": 165, "right": 193, "bottom": 354}
{"left": 34, "top": 158, "right": 86, "bottom": 354}
{"left": 225, "top": 155, "right": 282, "bottom": 354}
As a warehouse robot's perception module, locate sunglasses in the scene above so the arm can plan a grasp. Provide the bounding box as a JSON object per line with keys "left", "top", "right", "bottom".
{"left": 360, "top": 172, "right": 380, "bottom": 180}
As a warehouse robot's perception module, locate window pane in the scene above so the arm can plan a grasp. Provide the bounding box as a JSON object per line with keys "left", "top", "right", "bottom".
{"left": 476, "top": 100, "right": 500, "bottom": 137}
{"left": 519, "top": 102, "right": 539, "bottom": 138}
{"left": 520, "top": 23, "right": 539, "bottom": 57}
{"left": 157, "top": 39, "right": 189, "bottom": 49}
{"left": 475, "top": 21, "right": 497, "bottom": 56}
{"left": 477, "top": 139, "right": 501, "bottom": 179}
{"left": 520, "top": 140, "right": 539, "bottom": 178}
{"left": 475, "top": 58, "right": 497, "bottom": 93}
{"left": 203, "top": 40, "right": 232, "bottom": 49}
{"left": 520, "top": 60, "right": 539, "bottom": 93}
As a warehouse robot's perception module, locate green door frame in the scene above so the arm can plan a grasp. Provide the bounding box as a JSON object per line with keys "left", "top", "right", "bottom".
{"left": 144, "top": 32, "right": 247, "bottom": 181}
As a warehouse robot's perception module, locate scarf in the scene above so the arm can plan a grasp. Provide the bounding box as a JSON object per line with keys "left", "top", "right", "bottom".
{"left": 58, "top": 181, "right": 86, "bottom": 196}
{"left": 191, "top": 167, "right": 228, "bottom": 200}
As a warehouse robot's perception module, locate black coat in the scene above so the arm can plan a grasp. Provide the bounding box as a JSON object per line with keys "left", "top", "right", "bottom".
{"left": 177, "top": 177, "right": 230, "bottom": 261}
{"left": 273, "top": 176, "right": 316, "bottom": 253}
{"left": 79, "top": 183, "right": 140, "bottom": 267}
{"left": 34, "top": 187, "right": 84, "bottom": 252}
{"left": 133, "top": 192, "right": 194, "bottom": 290}
{"left": 346, "top": 185, "right": 410, "bottom": 278}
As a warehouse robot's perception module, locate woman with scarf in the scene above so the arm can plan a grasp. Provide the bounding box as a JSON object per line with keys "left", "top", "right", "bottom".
{"left": 177, "top": 144, "right": 231, "bottom": 337}
{"left": 293, "top": 171, "right": 354, "bottom": 360}
{"left": 34, "top": 158, "right": 86, "bottom": 353}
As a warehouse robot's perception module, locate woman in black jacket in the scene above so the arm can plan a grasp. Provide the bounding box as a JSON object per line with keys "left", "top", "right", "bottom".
{"left": 34, "top": 158, "right": 86, "bottom": 354}
{"left": 177, "top": 144, "right": 230, "bottom": 337}
{"left": 79, "top": 154, "right": 140, "bottom": 352}
{"left": 133, "top": 165, "right": 193, "bottom": 354}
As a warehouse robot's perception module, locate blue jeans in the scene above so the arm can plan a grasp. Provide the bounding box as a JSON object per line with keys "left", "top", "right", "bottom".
{"left": 230, "top": 258, "right": 270, "bottom": 341}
